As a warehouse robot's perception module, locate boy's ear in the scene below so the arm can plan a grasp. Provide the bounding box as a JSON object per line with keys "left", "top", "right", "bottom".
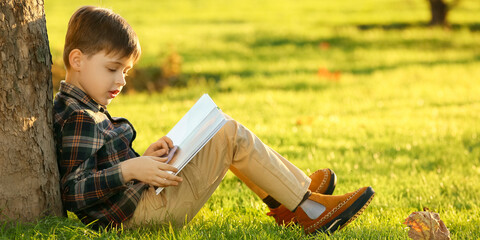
{"left": 69, "top": 49, "right": 83, "bottom": 71}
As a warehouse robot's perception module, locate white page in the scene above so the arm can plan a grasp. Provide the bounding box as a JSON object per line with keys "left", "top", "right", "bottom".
{"left": 172, "top": 108, "right": 226, "bottom": 171}
{"left": 156, "top": 94, "right": 227, "bottom": 194}
{"left": 167, "top": 94, "right": 218, "bottom": 145}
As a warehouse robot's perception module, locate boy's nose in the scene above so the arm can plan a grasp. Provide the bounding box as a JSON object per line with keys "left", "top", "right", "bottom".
{"left": 116, "top": 75, "right": 126, "bottom": 86}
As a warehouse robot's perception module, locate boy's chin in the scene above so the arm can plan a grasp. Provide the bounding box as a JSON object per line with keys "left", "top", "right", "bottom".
{"left": 94, "top": 98, "right": 112, "bottom": 106}
{"left": 103, "top": 99, "right": 113, "bottom": 106}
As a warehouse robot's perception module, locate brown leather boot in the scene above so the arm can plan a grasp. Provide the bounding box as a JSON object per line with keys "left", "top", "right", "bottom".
{"left": 267, "top": 168, "right": 337, "bottom": 226}
{"left": 296, "top": 186, "right": 375, "bottom": 234}
{"left": 308, "top": 168, "right": 337, "bottom": 195}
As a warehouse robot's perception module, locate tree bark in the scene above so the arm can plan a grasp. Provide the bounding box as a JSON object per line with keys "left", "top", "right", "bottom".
{"left": 0, "top": 0, "right": 63, "bottom": 222}
{"left": 428, "top": 0, "right": 449, "bottom": 26}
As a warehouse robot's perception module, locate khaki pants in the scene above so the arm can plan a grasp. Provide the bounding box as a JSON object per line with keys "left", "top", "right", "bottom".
{"left": 124, "top": 115, "right": 310, "bottom": 228}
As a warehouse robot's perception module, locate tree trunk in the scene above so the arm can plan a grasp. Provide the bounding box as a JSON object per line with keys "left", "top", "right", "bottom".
{"left": 428, "top": 0, "right": 449, "bottom": 26}
{"left": 0, "top": 0, "right": 63, "bottom": 222}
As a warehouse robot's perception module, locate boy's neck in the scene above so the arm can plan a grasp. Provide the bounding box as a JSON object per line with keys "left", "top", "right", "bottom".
{"left": 64, "top": 70, "right": 73, "bottom": 83}
{"left": 64, "top": 70, "right": 82, "bottom": 91}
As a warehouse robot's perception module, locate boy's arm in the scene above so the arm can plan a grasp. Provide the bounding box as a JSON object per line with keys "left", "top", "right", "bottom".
{"left": 60, "top": 111, "right": 126, "bottom": 211}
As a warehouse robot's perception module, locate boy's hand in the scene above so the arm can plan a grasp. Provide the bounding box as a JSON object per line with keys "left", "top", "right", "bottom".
{"left": 143, "top": 136, "right": 174, "bottom": 157}
{"left": 120, "top": 156, "right": 183, "bottom": 187}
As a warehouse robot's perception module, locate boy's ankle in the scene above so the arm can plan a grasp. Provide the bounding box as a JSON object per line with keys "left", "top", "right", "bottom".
{"left": 262, "top": 195, "right": 281, "bottom": 209}
{"left": 292, "top": 190, "right": 311, "bottom": 212}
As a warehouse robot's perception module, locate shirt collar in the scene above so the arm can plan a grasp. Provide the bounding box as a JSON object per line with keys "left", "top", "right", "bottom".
{"left": 59, "top": 81, "right": 106, "bottom": 112}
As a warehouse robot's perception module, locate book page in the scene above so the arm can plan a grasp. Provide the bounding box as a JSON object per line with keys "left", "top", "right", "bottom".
{"left": 167, "top": 94, "right": 218, "bottom": 145}
{"left": 156, "top": 94, "right": 227, "bottom": 194}
{"left": 170, "top": 108, "right": 226, "bottom": 171}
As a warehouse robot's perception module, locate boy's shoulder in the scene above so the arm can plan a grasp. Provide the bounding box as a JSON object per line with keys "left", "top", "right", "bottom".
{"left": 54, "top": 93, "right": 99, "bottom": 121}
{"left": 53, "top": 95, "right": 104, "bottom": 138}
{"left": 53, "top": 85, "right": 109, "bottom": 133}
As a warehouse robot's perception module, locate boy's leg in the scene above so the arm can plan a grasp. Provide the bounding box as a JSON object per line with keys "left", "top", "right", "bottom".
{"left": 221, "top": 115, "right": 311, "bottom": 209}
{"left": 124, "top": 115, "right": 310, "bottom": 228}
{"left": 229, "top": 148, "right": 318, "bottom": 201}
{"left": 230, "top": 166, "right": 268, "bottom": 199}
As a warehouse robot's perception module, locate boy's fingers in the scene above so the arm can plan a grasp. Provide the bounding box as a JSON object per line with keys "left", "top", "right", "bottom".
{"left": 150, "top": 156, "right": 168, "bottom": 162}
{"left": 152, "top": 139, "right": 169, "bottom": 153}
{"left": 152, "top": 140, "right": 164, "bottom": 149}
{"left": 153, "top": 149, "right": 167, "bottom": 157}
{"left": 162, "top": 136, "right": 174, "bottom": 148}
{"left": 157, "top": 170, "right": 183, "bottom": 182}
{"left": 157, "top": 163, "right": 179, "bottom": 173}
{"left": 151, "top": 178, "right": 177, "bottom": 187}
{"left": 152, "top": 139, "right": 168, "bottom": 153}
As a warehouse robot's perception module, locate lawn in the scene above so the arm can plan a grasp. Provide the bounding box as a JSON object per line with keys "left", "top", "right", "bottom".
{"left": 2, "top": 0, "right": 480, "bottom": 239}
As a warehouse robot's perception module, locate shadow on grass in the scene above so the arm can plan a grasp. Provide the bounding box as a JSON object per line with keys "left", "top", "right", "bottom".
{"left": 182, "top": 69, "right": 331, "bottom": 90}
{"left": 241, "top": 31, "right": 478, "bottom": 52}
{"left": 118, "top": 51, "right": 480, "bottom": 93}
{"left": 183, "top": 53, "right": 480, "bottom": 85}
{"left": 357, "top": 22, "right": 480, "bottom": 32}
{"left": 176, "top": 19, "right": 246, "bottom": 25}
{"left": 220, "top": 27, "right": 480, "bottom": 76}
{"left": 52, "top": 22, "right": 480, "bottom": 93}
{"left": 52, "top": 21, "right": 479, "bottom": 93}
{"left": 348, "top": 55, "right": 480, "bottom": 75}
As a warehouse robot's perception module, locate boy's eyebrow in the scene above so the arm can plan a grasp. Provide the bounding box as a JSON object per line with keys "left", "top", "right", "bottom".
{"left": 107, "top": 61, "right": 124, "bottom": 66}
{"left": 107, "top": 60, "right": 132, "bottom": 69}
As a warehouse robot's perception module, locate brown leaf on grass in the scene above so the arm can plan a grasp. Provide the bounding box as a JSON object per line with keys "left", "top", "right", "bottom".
{"left": 403, "top": 210, "right": 451, "bottom": 240}
{"left": 317, "top": 67, "right": 341, "bottom": 82}
{"left": 319, "top": 41, "right": 330, "bottom": 50}
{"left": 296, "top": 116, "right": 314, "bottom": 126}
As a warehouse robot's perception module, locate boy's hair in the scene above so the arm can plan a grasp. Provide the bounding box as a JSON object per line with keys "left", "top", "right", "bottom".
{"left": 63, "top": 6, "right": 141, "bottom": 69}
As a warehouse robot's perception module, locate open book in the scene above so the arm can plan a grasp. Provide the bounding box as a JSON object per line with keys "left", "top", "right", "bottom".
{"left": 156, "top": 94, "right": 227, "bottom": 194}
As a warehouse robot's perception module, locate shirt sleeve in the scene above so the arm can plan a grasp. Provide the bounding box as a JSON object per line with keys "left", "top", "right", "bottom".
{"left": 59, "top": 111, "right": 126, "bottom": 211}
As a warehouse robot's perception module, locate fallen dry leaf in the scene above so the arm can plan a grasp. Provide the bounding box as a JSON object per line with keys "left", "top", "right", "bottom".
{"left": 319, "top": 41, "right": 330, "bottom": 50}
{"left": 404, "top": 210, "right": 450, "bottom": 240}
{"left": 296, "top": 116, "right": 314, "bottom": 126}
{"left": 317, "top": 67, "right": 341, "bottom": 82}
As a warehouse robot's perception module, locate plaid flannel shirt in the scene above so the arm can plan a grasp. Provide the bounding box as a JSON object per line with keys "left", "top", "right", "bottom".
{"left": 53, "top": 81, "right": 148, "bottom": 228}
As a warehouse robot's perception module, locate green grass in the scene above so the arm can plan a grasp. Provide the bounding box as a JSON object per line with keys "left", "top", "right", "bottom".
{"left": 3, "top": 0, "right": 480, "bottom": 239}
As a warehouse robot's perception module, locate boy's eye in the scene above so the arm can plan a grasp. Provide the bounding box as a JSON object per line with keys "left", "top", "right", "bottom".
{"left": 108, "top": 68, "right": 117, "bottom": 72}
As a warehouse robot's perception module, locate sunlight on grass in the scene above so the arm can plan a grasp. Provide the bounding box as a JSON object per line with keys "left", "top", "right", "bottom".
{"left": 2, "top": 0, "right": 478, "bottom": 239}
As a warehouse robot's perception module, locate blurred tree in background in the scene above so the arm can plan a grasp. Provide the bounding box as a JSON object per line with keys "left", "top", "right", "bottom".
{"left": 427, "top": 0, "right": 462, "bottom": 26}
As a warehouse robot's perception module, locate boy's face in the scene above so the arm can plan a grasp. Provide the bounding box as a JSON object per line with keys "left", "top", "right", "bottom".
{"left": 68, "top": 50, "right": 134, "bottom": 106}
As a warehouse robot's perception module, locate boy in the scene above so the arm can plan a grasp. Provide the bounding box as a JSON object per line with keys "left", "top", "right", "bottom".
{"left": 53, "top": 6, "right": 375, "bottom": 234}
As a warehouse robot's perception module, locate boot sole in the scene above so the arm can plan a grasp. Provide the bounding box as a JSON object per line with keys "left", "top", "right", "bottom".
{"left": 316, "top": 186, "right": 375, "bottom": 234}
